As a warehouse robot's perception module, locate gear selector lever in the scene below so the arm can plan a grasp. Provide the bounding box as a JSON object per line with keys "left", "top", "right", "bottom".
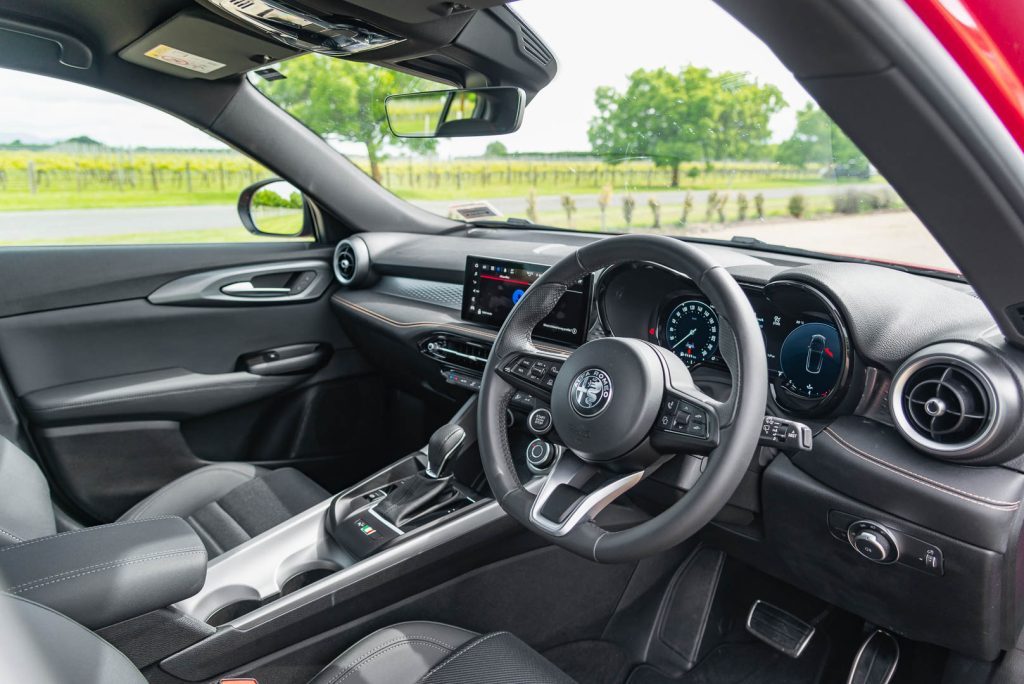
{"left": 425, "top": 424, "right": 466, "bottom": 479}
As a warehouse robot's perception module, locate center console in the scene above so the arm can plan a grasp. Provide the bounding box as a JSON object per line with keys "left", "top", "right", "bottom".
{"left": 150, "top": 396, "right": 549, "bottom": 681}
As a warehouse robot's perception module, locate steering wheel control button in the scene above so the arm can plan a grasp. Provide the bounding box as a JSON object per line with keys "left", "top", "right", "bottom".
{"left": 757, "top": 416, "right": 813, "bottom": 451}
{"left": 847, "top": 521, "right": 899, "bottom": 564}
{"left": 528, "top": 408, "right": 553, "bottom": 435}
{"left": 526, "top": 439, "right": 555, "bottom": 471}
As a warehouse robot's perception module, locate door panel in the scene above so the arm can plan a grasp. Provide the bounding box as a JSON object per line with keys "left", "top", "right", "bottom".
{"left": 0, "top": 246, "right": 432, "bottom": 523}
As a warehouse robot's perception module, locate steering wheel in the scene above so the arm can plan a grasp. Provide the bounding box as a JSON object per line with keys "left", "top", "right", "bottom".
{"left": 478, "top": 234, "right": 768, "bottom": 563}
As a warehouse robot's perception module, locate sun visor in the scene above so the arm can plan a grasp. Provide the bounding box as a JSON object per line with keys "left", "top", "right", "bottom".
{"left": 119, "top": 9, "right": 298, "bottom": 80}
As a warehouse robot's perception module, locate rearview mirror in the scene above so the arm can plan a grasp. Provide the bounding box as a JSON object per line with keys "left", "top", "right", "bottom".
{"left": 385, "top": 86, "right": 525, "bottom": 138}
{"left": 237, "top": 179, "right": 309, "bottom": 237}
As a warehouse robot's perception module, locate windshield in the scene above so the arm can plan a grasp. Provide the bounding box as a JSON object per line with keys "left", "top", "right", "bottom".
{"left": 251, "top": 0, "right": 957, "bottom": 274}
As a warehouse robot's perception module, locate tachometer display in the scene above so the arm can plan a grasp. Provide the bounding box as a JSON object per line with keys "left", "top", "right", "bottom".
{"left": 778, "top": 322, "right": 843, "bottom": 398}
{"left": 663, "top": 300, "right": 719, "bottom": 366}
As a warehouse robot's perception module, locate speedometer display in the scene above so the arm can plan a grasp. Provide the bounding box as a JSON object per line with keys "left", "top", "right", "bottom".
{"left": 663, "top": 300, "right": 719, "bottom": 366}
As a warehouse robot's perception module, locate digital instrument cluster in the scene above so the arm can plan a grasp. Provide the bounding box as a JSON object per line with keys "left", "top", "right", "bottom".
{"left": 655, "top": 284, "right": 850, "bottom": 413}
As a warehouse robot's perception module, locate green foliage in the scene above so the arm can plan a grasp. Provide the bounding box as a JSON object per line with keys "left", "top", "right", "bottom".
{"left": 832, "top": 189, "right": 894, "bottom": 214}
{"left": 526, "top": 188, "right": 538, "bottom": 223}
{"left": 485, "top": 141, "right": 509, "bottom": 157}
{"left": 587, "top": 66, "right": 786, "bottom": 186}
{"left": 648, "top": 196, "right": 661, "bottom": 228}
{"left": 776, "top": 104, "right": 869, "bottom": 177}
{"left": 255, "top": 54, "right": 437, "bottom": 181}
{"left": 252, "top": 188, "right": 302, "bottom": 208}
{"left": 716, "top": 193, "right": 728, "bottom": 223}
{"left": 737, "top": 192, "right": 749, "bottom": 221}
{"left": 561, "top": 194, "right": 577, "bottom": 226}
{"left": 788, "top": 193, "right": 806, "bottom": 218}
{"left": 706, "top": 191, "right": 718, "bottom": 222}
{"left": 622, "top": 194, "right": 636, "bottom": 226}
{"left": 681, "top": 191, "right": 694, "bottom": 226}
{"left": 754, "top": 192, "right": 765, "bottom": 219}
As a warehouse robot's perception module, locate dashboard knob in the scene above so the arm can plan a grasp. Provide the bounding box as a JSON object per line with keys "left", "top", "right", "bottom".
{"left": 526, "top": 438, "right": 555, "bottom": 472}
{"left": 847, "top": 520, "right": 899, "bottom": 564}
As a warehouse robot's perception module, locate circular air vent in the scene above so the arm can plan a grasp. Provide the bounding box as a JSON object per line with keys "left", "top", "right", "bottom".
{"left": 890, "top": 346, "right": 1004, "bottom": 459}
{"left": 333, "top": 237, "right": 370, "bottom": 287}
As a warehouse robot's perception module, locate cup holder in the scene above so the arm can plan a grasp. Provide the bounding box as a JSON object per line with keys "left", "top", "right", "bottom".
{"left": 280, "top": 567, "right": 337, "bottom": 596}
{"left": 207, "top": 598, "right": 266, "bottom": 627}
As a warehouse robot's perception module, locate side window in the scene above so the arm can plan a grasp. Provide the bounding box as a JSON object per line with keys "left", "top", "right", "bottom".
{"left": 0, "top": 67, "right": 304, "bottom": 245}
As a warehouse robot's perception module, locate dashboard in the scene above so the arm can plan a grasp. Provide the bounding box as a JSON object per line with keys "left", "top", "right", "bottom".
{"left": 328, "top": 228, "right": 1024, "bottom": 661}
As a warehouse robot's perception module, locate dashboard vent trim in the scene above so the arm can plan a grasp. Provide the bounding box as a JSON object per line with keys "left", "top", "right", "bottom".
{"left": 890, "top": 352, "right": 997, "bottom": 457}
{"left": 333, "top": 237, "right": 370, "bottom": 287}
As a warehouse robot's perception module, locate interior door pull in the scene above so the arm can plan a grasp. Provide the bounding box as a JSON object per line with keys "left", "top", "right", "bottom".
{"left": 221, "top": 281, "right": 293, "bottom": 296}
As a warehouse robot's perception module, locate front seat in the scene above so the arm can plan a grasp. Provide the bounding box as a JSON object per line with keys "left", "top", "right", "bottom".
{"left": 0, "top": 435, "right": 328, "bottom": 558}
{"left": 0, "top": 593, "right": 575, "bottom": 683}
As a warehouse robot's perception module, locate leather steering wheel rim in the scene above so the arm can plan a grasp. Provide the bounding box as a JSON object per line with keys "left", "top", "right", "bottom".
{"left": 477, "top": 234, "right": 768, "bottom": 563}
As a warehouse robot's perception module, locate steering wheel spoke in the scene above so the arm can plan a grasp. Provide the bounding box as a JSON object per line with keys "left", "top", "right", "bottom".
{"left": 649, "top": 387, "right": 722, "bottom": 455}
{"left": 528, "top": 450, "right": 644, "bottom": 537}
{"left": 496, "top": 350, "right": 567, "bottom": 403}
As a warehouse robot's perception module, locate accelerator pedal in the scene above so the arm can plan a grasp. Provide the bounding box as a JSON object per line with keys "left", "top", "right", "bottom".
{"left": 847, "top": 630, "right": 899, "bottom": 684}
{"left": 745, "top": 600, "right": 815, "bottom": 658}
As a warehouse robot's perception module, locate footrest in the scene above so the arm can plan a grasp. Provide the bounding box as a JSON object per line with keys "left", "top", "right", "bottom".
{"left": 745, "top": 600, "right": 815, "bottom": 658}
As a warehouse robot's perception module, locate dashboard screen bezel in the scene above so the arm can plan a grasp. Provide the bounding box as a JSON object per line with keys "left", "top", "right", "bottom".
{"left": 460, "top": 255, "right": 593, "bottom": 346}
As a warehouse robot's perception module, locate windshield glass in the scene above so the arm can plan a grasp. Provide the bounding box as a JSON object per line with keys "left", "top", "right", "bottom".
{"left": 250, "top": 0, "right": 957, "bottom": 274}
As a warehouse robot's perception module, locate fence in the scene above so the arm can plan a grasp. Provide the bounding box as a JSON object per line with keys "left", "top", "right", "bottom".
{"left": 0, "top": 150, "right": 823, "bottom": 199}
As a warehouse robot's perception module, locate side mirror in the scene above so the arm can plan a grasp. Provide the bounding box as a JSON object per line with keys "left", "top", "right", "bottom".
{"left": 385, "top": 86, "right": 525, "bottom": 138}
{"left": 237, "top": 179, "right": 310, "bottom": 237}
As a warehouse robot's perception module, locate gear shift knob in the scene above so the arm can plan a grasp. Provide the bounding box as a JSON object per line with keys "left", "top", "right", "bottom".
{"left": 425, "top": 424, "right": 466, "bottom": 478}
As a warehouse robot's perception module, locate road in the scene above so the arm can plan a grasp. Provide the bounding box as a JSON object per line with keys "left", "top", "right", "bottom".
{"left": 0, "top": 182, "right": 888, "bottom": 240}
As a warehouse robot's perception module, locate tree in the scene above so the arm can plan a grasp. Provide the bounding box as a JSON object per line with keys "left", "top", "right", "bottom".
{"left": 776, "top": 104, "right": 869, "bottom": 177}
{"left": 587, "top": 66, "right": 785, "bottom": 187}
{"left": 485, "top": 141, "right": 508, "bottom": 157}
{"left": 257, "top": 54, "right": 437, "bottom": 183}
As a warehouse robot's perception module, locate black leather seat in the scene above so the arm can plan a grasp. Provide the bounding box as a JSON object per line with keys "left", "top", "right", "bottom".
{"left": 0, "top": 436, "right": 328, "bottom": 558}
{"left": 0, "top": 594, "right": 575, "bottom": 683}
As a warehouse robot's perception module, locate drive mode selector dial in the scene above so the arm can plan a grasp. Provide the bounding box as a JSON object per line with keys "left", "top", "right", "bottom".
{"left": 847, "top": 520, "right": 899, "bottom": 564}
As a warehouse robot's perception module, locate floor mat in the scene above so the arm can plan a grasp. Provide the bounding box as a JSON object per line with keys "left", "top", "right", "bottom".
{"left": 626, "top": 636, "right": 829, "bottom": 684}
{"left": 545, "top": 639, "right": 632, "bottom": 684}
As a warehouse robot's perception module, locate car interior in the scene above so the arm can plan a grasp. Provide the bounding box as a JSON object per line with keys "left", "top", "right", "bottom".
{"left": 3, "top": 0, "right": 1024, "bottom": 682}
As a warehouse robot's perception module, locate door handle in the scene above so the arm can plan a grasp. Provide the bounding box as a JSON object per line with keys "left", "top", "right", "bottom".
{"left": 220, "top": 281, "right": 293, "bottom": 296}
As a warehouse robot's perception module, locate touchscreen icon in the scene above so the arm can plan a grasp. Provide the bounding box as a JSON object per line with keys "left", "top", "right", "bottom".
{"left": 512, "top": 288, "right": 526, "bottom": 305}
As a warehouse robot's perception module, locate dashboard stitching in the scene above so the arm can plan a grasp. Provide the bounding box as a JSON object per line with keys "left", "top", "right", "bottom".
{"left": 822, "top": 428, "right": 1020, "bottom": 509}
{"left": 332, "top": 295, "right": 571, "bottom": 356}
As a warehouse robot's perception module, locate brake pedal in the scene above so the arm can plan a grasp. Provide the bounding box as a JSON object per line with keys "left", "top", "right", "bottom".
{"left": 745, "top": 600, "right": 815, "bottom": 658}
{"left": 847, "top": 630, "right": 899, "bottom": 684}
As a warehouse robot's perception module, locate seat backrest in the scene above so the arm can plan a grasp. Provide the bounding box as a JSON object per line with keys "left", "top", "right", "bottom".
{"left": 0, "top": 437, "right": 56, "bottom": 546}
{"left": 0, "top": 592, "right": 145, "bottom": 683}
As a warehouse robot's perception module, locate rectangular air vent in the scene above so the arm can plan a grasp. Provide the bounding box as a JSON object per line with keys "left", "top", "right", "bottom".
{"left": 420, "top": 334, "right": 491, "bottom": 373}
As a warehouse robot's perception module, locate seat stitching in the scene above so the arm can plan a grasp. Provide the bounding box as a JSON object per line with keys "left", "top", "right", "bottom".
{"left": 0, "top": 527, "right": 23, "bottom": 543}
{"left": 9, "top": 549, "right": 206, "bottom": 595}
{"left": 328, "top": 634, "right": 458, "bottom": 672}
{"left": 124, "top": 466, "right": 255, "bottom": 519}
{"left": 822, "top": 428, "right": 1020, "bottom": 510}
{"left": 324, "top": 638, "right": 453, "bottom": 684}
{"left": 6, "top": 547, "right": 206, "bottom": 592}
{"left": 0, "top": 516, "right": 182, "bottom": 552}
{"left": 420, "top": 631, "right": 506, "bottom": 680}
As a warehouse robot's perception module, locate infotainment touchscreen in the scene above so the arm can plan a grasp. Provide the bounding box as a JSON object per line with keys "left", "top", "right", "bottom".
{"left": 461, "top": 256, "right": 592, "bottom": 346}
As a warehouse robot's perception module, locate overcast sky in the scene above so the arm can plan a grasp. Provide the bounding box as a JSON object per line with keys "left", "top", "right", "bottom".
{"left": 0, "top": 0, "right": 814, "bottom": 157}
